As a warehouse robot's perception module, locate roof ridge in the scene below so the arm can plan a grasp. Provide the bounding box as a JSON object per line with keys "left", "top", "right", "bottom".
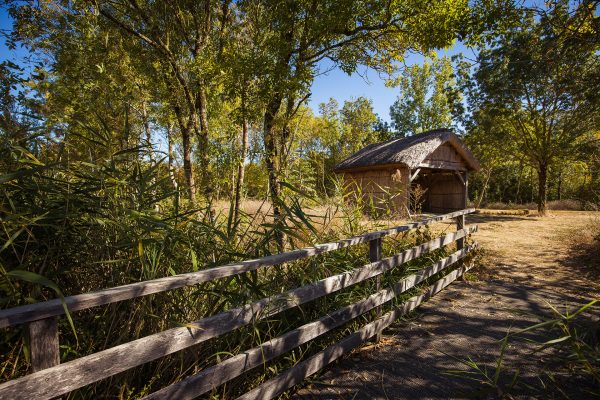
{"left": 334, "top": 128, "right": 479, "bottom": 171}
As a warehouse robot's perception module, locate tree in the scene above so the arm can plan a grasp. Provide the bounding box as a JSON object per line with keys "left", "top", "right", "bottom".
{"left": 389, "top": 56, "right": 459, "bottom": 137}
{"left": 244, "top": 0, "right": 471, "bottom": 249}
{"left": 317, "top": 98, "right": 343, "bottom": 157}
{"left": 340, "top": 96, "right": 378, "bottom": 155}
{"left": 461, "top": 2, "right": 600, "bottom": 214}
{"left": 373, "top": 116, "right": 393, "bottom": 141}
{"left": 97, "top": 0, "right": 230, "bottom": 208}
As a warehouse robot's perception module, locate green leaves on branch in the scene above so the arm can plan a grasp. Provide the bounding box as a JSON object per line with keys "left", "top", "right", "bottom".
{"left": 5, "top": 270, "right": 78, "bottom": 341}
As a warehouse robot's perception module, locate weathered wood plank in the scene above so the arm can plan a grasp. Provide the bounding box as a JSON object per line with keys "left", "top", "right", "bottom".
{"left": 236, "top": 263, "right": 473, "bottom": 400}
{"left": 419, "top": 160, "right": 467, "bottom": 171}
{"left": 456, "top": 214, "right": 466, "bottom": 279}
{"left": 425, "top": 143, "right": 467, "bottom": 167}
{"left": 464, "top": 172, "right": 469, "bottom": 209}
{"left": 0, "top": 227, "right": 477, "bottom": 400}
{"left": 369, "top": 238, "right": 382, "bottom": 342}
{"left": 27, "top": 318, "right": 60, "bottom": 372}
{"left": 0, "top": 209, "right": 475, "bottom": 329}
{"left": 409, "top": 168, "right": 421, "bottom": 182}
{"left": 143, "top": 244, "right": 477, "bottom": 400}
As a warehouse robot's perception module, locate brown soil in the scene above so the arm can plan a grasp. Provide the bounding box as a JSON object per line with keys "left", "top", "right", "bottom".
{"left": 293, "top": 211, "right": 600, "bottom": 399}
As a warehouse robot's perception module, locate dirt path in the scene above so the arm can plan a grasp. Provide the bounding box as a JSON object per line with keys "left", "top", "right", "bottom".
{"left": 293, "top": 211, "right": 600, "bottom": 399}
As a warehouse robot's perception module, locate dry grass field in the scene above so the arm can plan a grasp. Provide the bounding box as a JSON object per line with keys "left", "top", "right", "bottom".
{"left": 215, "top": 201, "right": 600, "bottom": 285}
{"left": 468, "top": 210, "right": 600, "bottom": 296}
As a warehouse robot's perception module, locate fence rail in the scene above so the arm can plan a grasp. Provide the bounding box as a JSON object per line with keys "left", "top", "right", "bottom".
{"left": 0, "top": 208, "right": 477, "bottom": 400}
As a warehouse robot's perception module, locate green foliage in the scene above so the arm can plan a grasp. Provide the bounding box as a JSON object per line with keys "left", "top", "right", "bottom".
{"left": 458, "top": 1, "right": 600, "bottom": 213}
{"left": 340, "top": 96, "right": 379, "bottom": 153}
{"left": 5, "top": 0, "right": 598, "bottom": 396}
{"left": 0, "top": 130, "right": 469, "bottom": 396}
{"left": 389, "top": 56, "right": 460, "bottom": 137}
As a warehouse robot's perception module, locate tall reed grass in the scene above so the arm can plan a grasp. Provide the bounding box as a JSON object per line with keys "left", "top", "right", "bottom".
{"left": 0, "top": 139, "right": 471, "bottom": 398}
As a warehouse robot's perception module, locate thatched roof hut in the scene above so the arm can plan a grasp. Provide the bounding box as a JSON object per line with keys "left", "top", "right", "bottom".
{"left": 335, "top": 129, "right": 480, "bottom": 214}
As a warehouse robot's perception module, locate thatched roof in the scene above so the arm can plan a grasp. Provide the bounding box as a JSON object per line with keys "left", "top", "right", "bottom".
{"left": 334, "top": 129, "right": 480, "bottom": 172}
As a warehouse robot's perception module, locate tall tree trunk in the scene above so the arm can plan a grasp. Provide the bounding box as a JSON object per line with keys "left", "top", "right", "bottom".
{"left": 537, "top": 162, "right": 548, "bottom": 215}
{"left": 173, "top": 105, "right": 196, "bottom": 205}
{"left": 515, "top": 161, "right": 523, "bottom": 203}
{"left": 232, "top": 98, "right": 249, "bottom": 233}
{"left": 557, "top": 168, "right": 562, "bottom": 200}
{"left": 167, "top": 123, "right": 178, "bottom": 191}
{"left": 197, "top": 85, "right": 214, "bottom": 218}
{"left": 123, "top": 104, "right": 130, "bottom": 149}
{"left": 141, "top": 101, "right": 160, "bottom": 211}
{"left": 141, "top": 101, "right": 155, "bottom": 163}
{"left": 476, "top": 167, "right": 492, "bottom": 208}
{"left": 263, "top": 94, "right": 285, "bottom": 251}
{"left": 181, "top": 124, "right": 196, "bottom": 205}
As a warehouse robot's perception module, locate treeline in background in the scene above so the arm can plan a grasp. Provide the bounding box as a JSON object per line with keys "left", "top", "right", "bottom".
{"left": 0, "top": 0, "right": 599, "bottom": 398}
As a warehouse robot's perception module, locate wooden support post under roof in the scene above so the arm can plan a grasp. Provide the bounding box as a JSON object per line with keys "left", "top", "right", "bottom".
{"left": 454, "top": 171, "right": 466, "bottom": 186}
{"left": 409, "top": 168, "right": 421, "bottom": 182}
{"left": 464, "top": 172, "right": 469, "bottom": 208}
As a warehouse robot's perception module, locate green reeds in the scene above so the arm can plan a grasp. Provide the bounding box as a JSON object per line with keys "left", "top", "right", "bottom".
{"left": 0, "top": 139, "right": 471, "bottom": 398}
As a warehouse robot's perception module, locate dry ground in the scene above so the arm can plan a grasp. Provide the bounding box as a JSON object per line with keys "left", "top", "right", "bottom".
{"left": 293, "top": 211, "right": 600, "bottom": 399}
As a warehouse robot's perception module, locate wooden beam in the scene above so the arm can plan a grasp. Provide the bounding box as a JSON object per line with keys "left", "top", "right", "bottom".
{"left": 236, "top": 263, "right": 474, "bottom": 400}
{"left": 464, "top": 172, "right": 469, "bottom": 209}
{"left": 369, "top": 238, "right": 382, "bottom": 342}
{"left": 454, "top": 171, "right": 465, "bottom": 185}
{"left": 143, "top": 244, "right": 477, "bottom": 400}
{"left": 418, "top": 160, "right": 467, "bottom": 171}
{"left": 0, "top": 209, "right": 475, "bottom": 330}
{"left": 0, "top": 227, "right": 478, "bottom": 400}
{"left": 456, "top": 215, "right": 466, "bottom": 274}
{"left": 27, "top": 318, "right": 60, "bottom": 372}
{"left": 409, "top": 168, "right": 421, "bottom": 182}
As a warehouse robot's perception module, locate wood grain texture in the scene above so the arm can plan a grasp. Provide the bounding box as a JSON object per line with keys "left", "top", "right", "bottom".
{"left": 143, "top": 244, "right": 477, "bottom": 400}
{"left": 0, "top": 209, "right": 475, "bottom": 329}
{"left": 236, "top": 262, "right": 474, "bottom": 400}
{"left": 369, "top": 238, "right": 382, "bottom": 342}
{"left": 424, "top": 143, "right": 468, "bottom": 169}
{"left": 418, "top": 160, "right": 467, "bottom": 171}
{"left": 0, "top": 226, "right": 477, "bottom": 400}
{"left": 27, "top": 318, "right": 60, "bottom": 372}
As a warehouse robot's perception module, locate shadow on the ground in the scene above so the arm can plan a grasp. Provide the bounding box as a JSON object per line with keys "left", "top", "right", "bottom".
{"left": 294, "top": 280, "right": 598, "bottom": 400}
{"left": 560, "top": 238, "right": 600, "bottom": 285}
{"left": 293, "top": 212, "right": 599, "bottom": 400}
{"left": 466, "top": 213, "right": 533, "bottom": 225}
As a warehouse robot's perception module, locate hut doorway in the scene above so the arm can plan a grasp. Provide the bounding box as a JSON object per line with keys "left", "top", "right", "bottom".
{"left": 411, "top": 169, "right": 468, "bottom": 213}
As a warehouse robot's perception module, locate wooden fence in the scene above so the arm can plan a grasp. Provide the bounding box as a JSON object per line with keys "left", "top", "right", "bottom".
{"left": 0, "top": 208, "right": 477, "bottom": 400}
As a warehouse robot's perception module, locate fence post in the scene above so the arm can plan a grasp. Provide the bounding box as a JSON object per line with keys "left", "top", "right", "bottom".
{"left": 369, "top": 237, "right": 382, "bottom": 341}
{"left": 456, "top": 213, "right": 466, "bottom": 279}
{"left": 27, "top": 317, "right": 60, "bottom": 372}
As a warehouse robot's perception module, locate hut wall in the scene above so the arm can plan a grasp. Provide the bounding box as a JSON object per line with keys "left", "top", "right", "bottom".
{"left": 421, "top": 143, "right": 468, "bottom": 171}
{"left": 342, "top": 166, "right": 409, "bottom": 214}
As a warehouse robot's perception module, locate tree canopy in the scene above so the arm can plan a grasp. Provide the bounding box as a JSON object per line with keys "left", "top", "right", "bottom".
{"left": 389, "top": 56, "right": 460, "bottom": 137}
{"left": 458, "top": 1, "right": 600, "bottom": 213}
{"left": 1, "top": 0, "right": 600, "bottom": 397}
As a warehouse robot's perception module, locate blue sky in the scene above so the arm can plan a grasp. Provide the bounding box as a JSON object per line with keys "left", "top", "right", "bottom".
{"left": 308, "top": 44, "right": 473, "bottom": 122}
{"left": 1, "top": 7, "right": 472, "bottom": 123}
